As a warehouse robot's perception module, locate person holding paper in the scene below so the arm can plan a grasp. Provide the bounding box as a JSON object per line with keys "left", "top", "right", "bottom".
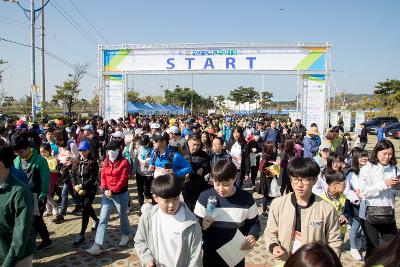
{"left": 194, "top": 159, "right": 260, "bottom": 267}
{"left": 264, "top": 157, "right": 341, "bottom": 264}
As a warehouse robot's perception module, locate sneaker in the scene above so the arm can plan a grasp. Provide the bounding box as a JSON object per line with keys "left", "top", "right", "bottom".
{"left": 43, "top": 210, "right": 52, "bottom": 217}
{"left": 73, "top": 235, "right": 85, "bottom": 247}
{"left": 86, "top": 243, "right": 101, "bottom": 256}
{"left": 52, "top": 214, "right": 64, "bottom": 224}
{"left": 91, "top": 220, "right": 99, "bottom": 231}
{"left": 350, "top": 249, "right": 362, "bottom": 261}
{"left": 37, "top": 241, "right": 53, "bottom": 252}
{"left": 52, "top": 208, "right": 59, "bottom": 216}
{"left": 118, "top": 235, "right": 131, "bottom": 247}
{"left": 72, "top": 207, "right": 83, "bottom": 216}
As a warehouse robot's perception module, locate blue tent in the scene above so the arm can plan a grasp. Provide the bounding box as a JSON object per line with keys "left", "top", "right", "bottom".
{"left": 131, "top": 102, "right": 156, "bottom": 115}
{"left": 127, "top": 102, "right": 144, "bottom": 113}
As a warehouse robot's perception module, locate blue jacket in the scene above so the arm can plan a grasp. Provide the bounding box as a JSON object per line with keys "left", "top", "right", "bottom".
{"left": 303, "top": 136, "right": 319, "bottom": 158}
{"left": 263, "top": 127, "right": 281, "bottom": 144}
{"left": 222, "top": 125, "right": 233, "bottom": 142}
{"left": 377, "top": 127, "right": 386, "bottom": 142}
{"left": 150, "top": 147, "right": 192, "bottom": 177}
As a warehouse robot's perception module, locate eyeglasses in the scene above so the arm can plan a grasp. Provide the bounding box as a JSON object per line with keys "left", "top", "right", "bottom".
{"left": 291, "top": 178, "right": 313, "bottom": 185}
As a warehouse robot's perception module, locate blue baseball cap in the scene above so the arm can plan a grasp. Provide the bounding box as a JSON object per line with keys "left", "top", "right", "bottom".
{"left": 78, "top": 140, "right": 91, "bottom": 151}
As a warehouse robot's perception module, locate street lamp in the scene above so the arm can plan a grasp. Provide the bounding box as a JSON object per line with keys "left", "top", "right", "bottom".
{"left": 3, "top": 0, "right": 49, "bottom": 122}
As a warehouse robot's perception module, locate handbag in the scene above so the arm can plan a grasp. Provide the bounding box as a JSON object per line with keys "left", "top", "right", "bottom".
{"left": 268, "top": 177, "right": 281, "bottom": 198}
{"left": 366, "top": 206, "right": 395, "bottom": 225}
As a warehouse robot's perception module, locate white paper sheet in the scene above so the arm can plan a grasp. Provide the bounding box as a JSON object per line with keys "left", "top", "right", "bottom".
{"left": 216, "top": 230, "right": 252, "bottom": 267}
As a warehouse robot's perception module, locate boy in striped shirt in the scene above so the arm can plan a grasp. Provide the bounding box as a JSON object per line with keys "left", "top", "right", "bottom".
{"left": 194, "top": 159, "right": 260, "bottom": 267}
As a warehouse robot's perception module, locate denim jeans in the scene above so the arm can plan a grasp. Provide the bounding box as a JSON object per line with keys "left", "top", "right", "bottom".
{"left": 95, "top": 191, "right": 131, "bottom": 246}
{"left": 60, "top": 181, "right": 80, "bottom": 216}
{"left": 349, "top": 217, "right": 361, "bottom": 249}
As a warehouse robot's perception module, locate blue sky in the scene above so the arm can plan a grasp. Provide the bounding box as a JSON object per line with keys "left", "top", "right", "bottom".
{"left": 1, "top": 0, "right": 400, "bottom": 101}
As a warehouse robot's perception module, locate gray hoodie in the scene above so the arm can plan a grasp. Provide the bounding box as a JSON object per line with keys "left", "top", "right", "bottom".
{"left": 134, "top": 203, "right": 203, "bottom": 267}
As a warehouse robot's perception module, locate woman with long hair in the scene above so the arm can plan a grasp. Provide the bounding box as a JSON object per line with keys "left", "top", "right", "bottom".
{"left": 86, "top": 140, "right": 132, "bottom": 255}
{"left": 226, "top": 126, "right": 248, "bottom": 188}
{"left": 258, "top": 141, "right": 277, "bottom": 216}
{"left": 359, "top": 140, "right": 399, "bottom": 258}
{"left": 200, "top": 131, "right": 212, "bottom": 154}
{"left": 279, "top": 139, "right": 295, "bottom": 195}
{"left": 345, "top": 147, "right": 369, "bottom": 261}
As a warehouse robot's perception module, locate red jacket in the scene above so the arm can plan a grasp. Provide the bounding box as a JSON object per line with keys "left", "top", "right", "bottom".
{"left": 101, "top": 158, "right": 130, "bottom": 193}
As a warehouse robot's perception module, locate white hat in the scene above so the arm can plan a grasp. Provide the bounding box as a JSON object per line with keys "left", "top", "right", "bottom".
{"left": 319, "top": 142, "right": 331, "bottom": 151}
{"left": 150, "top": 123, "right": 161, "bottom": 129}
{"left": 112, "top": 131, "right": 125, "bottom": 138}
{"left": 135, "top": 128, "right": 144, "bottom": 136}
{"left": 169, "top": 126, "right": 180, "bottom": 134}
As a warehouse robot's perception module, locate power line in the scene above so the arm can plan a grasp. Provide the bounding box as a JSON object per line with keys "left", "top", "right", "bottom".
{"left": 49, "top": 0, "right": 98, "bottom": 46}
{"left": 0, "top": 36, "right": 97, "bottom": 79}
{"left": 0, "top": 15, "right": 29, "bottom": 26}
{"left": 0, "top": 18, "right": 29, "bottom": 29}
{"left": 69, "top": 0, "right": 110, "bottom": 44}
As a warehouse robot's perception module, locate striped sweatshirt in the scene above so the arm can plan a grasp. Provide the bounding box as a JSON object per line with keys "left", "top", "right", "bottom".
{"left": 194, "top": 187, "right": 260, "bottom": 252}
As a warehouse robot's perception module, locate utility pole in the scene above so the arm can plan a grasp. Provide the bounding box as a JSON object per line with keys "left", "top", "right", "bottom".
{"left": 41, "top": 0, "right": 45, "bottom": 107}
{"left": 3, "top": 0, "right": 49, "bottom": 122}
{"left": 30, "top": 0, "right": 36, "bottom": 122}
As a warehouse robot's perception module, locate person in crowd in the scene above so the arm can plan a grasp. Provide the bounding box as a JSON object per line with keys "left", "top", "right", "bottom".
{"left": 226, "top": 126, "right": 248, "bottom": 188}
{"left": 279, "top": 139, "right": 296, "bottom": 195}
{"left": 45, "top": 129, "right": 58, "bottom": 156}
{"left": 313, "top": 143, "right": 331, "bottom": 170}
{"left": 0, "top": 140, "right": 36, "bottom": 267}
{"left": 82, "top": 124, "right": 100, "bottom": 161}
{"left": 284, "top": 243, "right": 343, "bottom": 267}
{"left": 86, "top": 140, "right": 132, "bottom": 255}
{"left": 133, "top": 135, "right": 155, "bottom": 208}
{"left": 259, "top": 141, "right": 278, "bottom": 216}
{"left": 313, "top": 152, "right": 346, "bottom": 196}
{"left": 209, "top": 137, "right": 231, "bottom": 168}
{"left": 200, "top": 131, "right": 212, "bottom": 154}
{"left": 149, "top": 132, "right": 192, "bottom": 180}
{"left": 326, "top": 128, "right": 349, "bottom": 158}
{"left": 39, "top": 143, "right": 60, "bottom": 218}
{"left": 71, "top": 140, "right": 100, "bottom": 246}
{"left": 247, "top": 130, "right": 262, "bottom": 188}
{"left": 263, "top": 120, "right": 281, "bottom": 148}
{"left": 365, "top": 232, "right": 400, "bottom": 267}
{"left": 221, "top": 116, "right": 233, "bottom": 142}
{"left": 290, "top": 119, "right": 307, "bottom": 140}
{"left": 345, "top": 147, "right": 369, "bottom": 261}
{"left": 357, "top": 122, "right": 368, "bottom": 149}
{"left": 319, "top": 171, "right": 350, "bottom": 241}
{"left": 134, "top": 174, "right": 202, "bottom": 267}
{"left": 13, "top": 135, "right": 52, "bottom": 252}
{"left": 358, "top": 140, "right": 399, "bottom": 259}
{"left": 279, "top": 120, "right": 291, "bottom": 145}
{"left": 54, "top": 129, "right": 80, "bottom": 224}
{"left": 264, "top": 158, "right": 341, "bottom": 264}
{"left": 182, "top": 135, "right": 211, "bottom": 211}
{"left": 168, "top": 125, "right": 186, "bottom": 151}
{"left": 181, "top": 119, "right": 194, "bottom": 139}
{"left": 303, "top": 126, "right": 320, "bottom": 158}
{"left": 194, "top": 159, "right": 260, "bottom": 267}
{"left": 377, "top": 122, "right": 386, "bottom": 142}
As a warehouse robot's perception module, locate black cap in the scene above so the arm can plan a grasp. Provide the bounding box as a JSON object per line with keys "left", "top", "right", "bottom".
{"left": 106, "top": 140, "right": 120, "bottom": 150}
{"left": 153, "top": 132, "right": 169, "bottom": 142}
{"left": 139, "top": 135, "right": 151, "bottom": 146}
{"left": 192, "top": 123, "right": 200, "bottom": 129}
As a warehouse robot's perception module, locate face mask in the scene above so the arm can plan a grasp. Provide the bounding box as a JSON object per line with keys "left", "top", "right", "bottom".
{"left": 108, "top": 149, "right": 120, "bottom": 162}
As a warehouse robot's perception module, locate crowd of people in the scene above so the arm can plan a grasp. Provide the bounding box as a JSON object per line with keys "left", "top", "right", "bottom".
{"left": 0, "top": 113, "right": 398, "bottom": 267}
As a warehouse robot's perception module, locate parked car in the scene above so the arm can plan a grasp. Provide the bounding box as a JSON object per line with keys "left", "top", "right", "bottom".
{"left": 365, "top": 117, "right": 398, "bottom": 134}
{"left": 387, "top": 128, "right": 400, "bottom": 139}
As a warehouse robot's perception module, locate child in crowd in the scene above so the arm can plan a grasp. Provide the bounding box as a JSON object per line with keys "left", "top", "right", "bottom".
{"left": 134, "top": 174, "right": 202, "bottom": 267}
{"left": 40, "top": 143, "right": 60, "bottom": 217}
{"left": 194, "top": 159, "right": 260, "bottom": 267}
{"left": 319, "top": 171, "right": 350, "bottom": 240}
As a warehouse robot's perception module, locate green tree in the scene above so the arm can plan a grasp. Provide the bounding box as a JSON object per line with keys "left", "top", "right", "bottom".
{"left": 374, "top": 79, "right": 400, "bottom": 114}
{"left": 164, "top": 85, "right": 204, "bottom": 112}
{"left": 259, "top": 90, "right": 274, "bottom": 110}
{"left": 127, "top": 90, "right": 141, "bottom": 103}
{"left": 52, "top": 63, "right": 89, "bottom": 117}
{"left": 2, "top": 96, "right": 15, "bottom": 107}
